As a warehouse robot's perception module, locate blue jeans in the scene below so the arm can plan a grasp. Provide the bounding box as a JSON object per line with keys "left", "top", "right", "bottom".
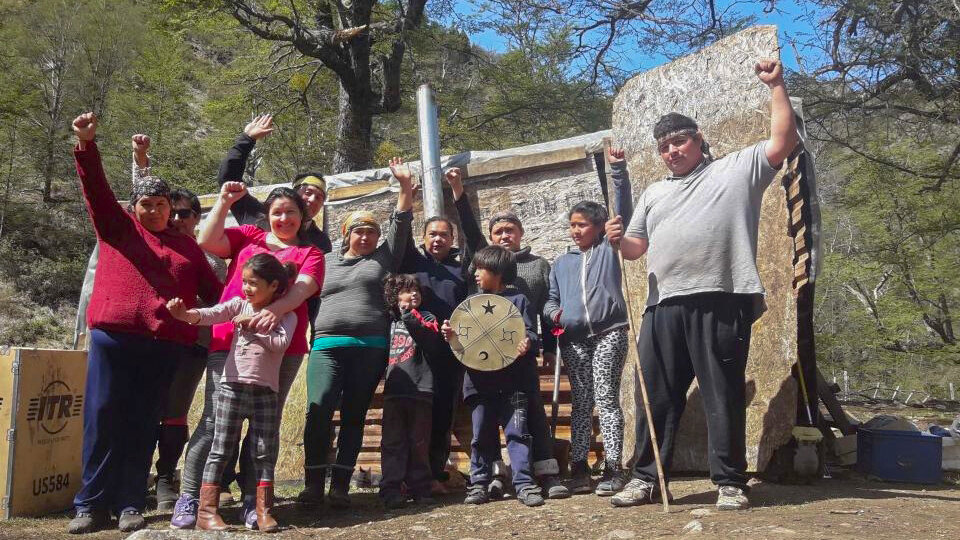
{"left": 467, "top": 391, "right": 534, "bottom": 490}
{"left": 74, "top": 329, "right": 179, "bottom": 514}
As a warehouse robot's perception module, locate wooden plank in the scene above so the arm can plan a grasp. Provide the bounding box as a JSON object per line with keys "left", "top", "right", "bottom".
{"left": 465, "top": 146, "right": 587, "bottom": 178}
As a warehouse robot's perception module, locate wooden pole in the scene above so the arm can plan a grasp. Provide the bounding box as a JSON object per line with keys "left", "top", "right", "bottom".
{"left": 602, "top": 140, "right": 670, "bottom": 512}
{"left": 950, "top": 383, "right": 956, "bottom": 401}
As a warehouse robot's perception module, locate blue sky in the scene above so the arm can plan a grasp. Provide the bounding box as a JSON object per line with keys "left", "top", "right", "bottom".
{"left": 453, "top": 0, "right": 825, "bottom": 76}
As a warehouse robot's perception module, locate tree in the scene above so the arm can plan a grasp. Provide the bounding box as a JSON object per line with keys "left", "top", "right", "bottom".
{"left": 795, "top": 0, "right": 960, "bottom": 191}
{"left": 168, "top": 0, "right": 428, "bottom": 173}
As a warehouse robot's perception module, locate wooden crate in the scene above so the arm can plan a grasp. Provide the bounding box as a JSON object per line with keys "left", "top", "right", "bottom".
{"left": 0, "top": 348, "right": 87, "bottom": 518}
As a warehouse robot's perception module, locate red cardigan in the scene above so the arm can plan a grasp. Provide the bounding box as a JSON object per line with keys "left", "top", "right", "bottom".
{"left": 76, "top": 143, "right": 222, "bottom": 345}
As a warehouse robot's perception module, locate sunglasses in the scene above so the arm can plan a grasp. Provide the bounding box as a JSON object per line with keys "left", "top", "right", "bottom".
{"left": 172, "top": 209, "right": 197, "bottom": 220}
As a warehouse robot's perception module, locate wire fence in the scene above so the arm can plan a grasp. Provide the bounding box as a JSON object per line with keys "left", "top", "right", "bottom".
{"left": 831, "top": 370, "right": 959, "bottom": 407}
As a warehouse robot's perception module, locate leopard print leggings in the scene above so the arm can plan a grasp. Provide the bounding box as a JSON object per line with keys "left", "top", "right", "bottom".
{"left": 560, "top": 327, "right": 629, "bottom": 465}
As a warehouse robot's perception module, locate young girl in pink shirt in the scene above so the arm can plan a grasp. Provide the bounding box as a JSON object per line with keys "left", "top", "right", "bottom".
{"left": 167, "top": 253, "right": 298, "bottom": 533}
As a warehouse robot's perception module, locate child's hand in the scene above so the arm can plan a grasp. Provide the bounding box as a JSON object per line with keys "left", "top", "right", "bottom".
{"left": 516, "top": 337, "right": 531, "bottom": 358}
{"left": 166, "top": 298, "right": 188, "bottom": 320}
{"left": 551, "top": 309, "right": 563, "bottom": 325}
{"left": 441, "top": 320, "right": 454, "bottom": 342}
{"left": 233, "top": 314, "right": 254, "bottom": 330}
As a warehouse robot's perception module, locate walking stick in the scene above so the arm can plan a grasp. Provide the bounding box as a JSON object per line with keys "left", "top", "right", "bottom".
{"left": 549, "top": 327, "right": 565, "bottom": 439}
{"left": 601, "top": 142, "right": 670, "bottom": 513}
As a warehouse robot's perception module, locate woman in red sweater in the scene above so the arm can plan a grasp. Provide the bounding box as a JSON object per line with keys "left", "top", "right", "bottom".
{"left": 68, "top": 113, "right": 222, "bottom": 535}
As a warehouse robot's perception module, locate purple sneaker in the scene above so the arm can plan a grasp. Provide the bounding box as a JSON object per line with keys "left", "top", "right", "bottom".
{"left": 241, "top": 498, "right": 257, "bottom": 530}
{"left": 169, "top": 494, "right": 198, "bottom": 529}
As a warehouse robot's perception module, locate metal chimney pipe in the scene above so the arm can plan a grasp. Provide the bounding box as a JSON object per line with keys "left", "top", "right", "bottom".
{"left": 416, "top": 84, "right": 444, "bottom": 218}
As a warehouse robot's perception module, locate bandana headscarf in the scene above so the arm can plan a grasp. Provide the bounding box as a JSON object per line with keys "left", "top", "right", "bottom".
{"left": 488, "top": 211, "right": 523, "bottom": 234}
{"left": 341, "top": 210, "right": 381, "bottom": 238}
{"left": 129, "top": 175, "right": 171, "bottom": 206}
{"left": 653, "top": 113, "right": 699, "bottom": 146}
{"left": 293, "top": 175, "right": 327, "bottom": 194}
{"left": 653, "top": 112, "right": 714, "bottom": 163}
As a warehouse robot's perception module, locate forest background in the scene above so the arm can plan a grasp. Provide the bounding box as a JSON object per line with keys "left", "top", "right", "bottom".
{"left": 0, "top": 0, "right": 957, "bottom": 396}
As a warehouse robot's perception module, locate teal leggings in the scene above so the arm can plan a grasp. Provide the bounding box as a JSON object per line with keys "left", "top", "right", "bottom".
{"left": 302, "top": 346, "right": 387, "bottom": 472}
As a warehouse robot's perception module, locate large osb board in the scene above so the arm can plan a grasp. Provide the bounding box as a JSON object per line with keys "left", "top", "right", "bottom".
{"left": 611, "top": 25, "right": 798, "bottom": 472}
{"left": 225, "top": 159, "right": 607, "bottom": 481}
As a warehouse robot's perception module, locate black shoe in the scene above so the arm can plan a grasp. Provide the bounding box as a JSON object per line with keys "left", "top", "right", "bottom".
{"left": 568, "top": 460, "right": 592, "bottom": 494}
{"left": 297, "top": 467, "right": 326, "bottom": 505}
{"left": 67, "top": 509, "right": 110, "bottom": 534}
{"left": 381, "top": 493, "right": 407, "bottom": 510}
{"left": 487, "top": 476, "right": 505, "bottom": 499}
{"left": 516, "top": 485, "right": 545, "bottom": 507}
{"left": 412, "top": 494, "right": 437, "bottom": 506}
{"left": 328, "top": 468, "right": 352, "bottom": 509}
{"left": 595, "top": 463, "right": 627, "bottom": 496}
{"left": 117, "top": 510, "right": 145, "bottom": 532}
{"left": 539, "top": 475, "right": 571, "bottom": 499}
{"left": 464, "top": 484, "right": 490, "bottom": 505}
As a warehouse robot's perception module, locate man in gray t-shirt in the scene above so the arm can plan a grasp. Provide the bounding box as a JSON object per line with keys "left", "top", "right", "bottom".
{"left": 605, "top": 59, "right": 798, "bottom": 511}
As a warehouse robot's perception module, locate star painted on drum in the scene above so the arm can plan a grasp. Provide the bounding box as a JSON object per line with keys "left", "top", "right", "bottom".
{"left": 500, "top": 328, "right": 516, "bottom": 343}
{"left": 482, "top": 300, "right": 496, "bottom": 314}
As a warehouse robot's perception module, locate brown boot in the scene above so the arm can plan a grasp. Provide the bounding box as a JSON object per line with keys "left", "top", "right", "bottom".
{"left": 256, "top": 483, "right": 279, "bottom": 533}
{"left": 197, "top": 483, "right": 230, "bottom": 531}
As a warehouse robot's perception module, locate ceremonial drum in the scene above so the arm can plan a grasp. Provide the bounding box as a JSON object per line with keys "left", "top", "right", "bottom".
{"left": 448, "top": 294, "right": 526, "bottom": 371}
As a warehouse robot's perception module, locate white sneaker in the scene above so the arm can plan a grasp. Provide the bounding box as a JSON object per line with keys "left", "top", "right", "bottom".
{"left": 716, "top": 485, "right": 750, "bottom": 510}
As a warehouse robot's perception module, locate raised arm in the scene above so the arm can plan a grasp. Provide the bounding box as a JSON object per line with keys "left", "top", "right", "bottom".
{"left": 72, "top": 113, "right": 135, "bottom": 244}
{"left": 756, "top": 59, "right": 798, "bottom": 167}
{"left": 131, "top": 134, "right": 151, "bottom": 184}
{"left": 607, "top": 147, "right": 634, "bottom": 227}
{"left": 197, "top": 182, "right": 250, "bottom": 257}
{"left": 448, "top": 167, "right": 487, "bottom": 255}
{"left": 384, "top": 157, "right": 415, "bottom": 269}
{"left": 217, "top": 114, "right": 274, "bottom": 225}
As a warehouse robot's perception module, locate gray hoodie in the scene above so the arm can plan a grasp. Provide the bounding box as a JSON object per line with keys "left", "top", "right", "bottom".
{"left": 543, "top": 162, "right": 632, "bottom": 344}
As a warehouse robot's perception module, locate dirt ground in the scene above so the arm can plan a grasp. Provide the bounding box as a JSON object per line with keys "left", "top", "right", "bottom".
{"left": 1, "top": 473, "right": 958, "bottom": 540}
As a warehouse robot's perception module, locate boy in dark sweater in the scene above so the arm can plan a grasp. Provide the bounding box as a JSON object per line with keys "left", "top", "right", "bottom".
{"left": 441, "top": 246, "right": 545, "bottom": 507}
{"left": 380, "top": 274, "right": 448, "bottom": 509}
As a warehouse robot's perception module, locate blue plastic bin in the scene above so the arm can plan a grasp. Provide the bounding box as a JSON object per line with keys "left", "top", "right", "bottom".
{"left": 856, "top": 428, "right": 942, "bottom": 484}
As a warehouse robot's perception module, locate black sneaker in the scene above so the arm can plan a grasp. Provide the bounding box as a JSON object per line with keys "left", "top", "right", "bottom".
{"left": 516, "top": 485, "right": 545, "bottom": 507}
{"left": 568, "top": 460, "right": 592, "bottom": 494}
{"left": 595, "top": 464, "right": 627, "bottom": 496}
{"left": 487, "top": 476, "right": 505, "bottom": 500}
{"left": 117, "top": 510, "right": 145, "bottom": 532}
{"left": 381, "top": 493, "right": 407, "bottom": 510}
{"left": 464, "top": 484, "right": 490, "bottom": 505}
{"left": 540, "top": 475, "right": 571, "bottom": 499}
{"left": 67, "top": 509, "right": 110, "bottom": 534}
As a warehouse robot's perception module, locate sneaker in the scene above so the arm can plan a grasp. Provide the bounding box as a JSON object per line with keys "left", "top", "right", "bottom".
{"left": 241, "top": 498, "right": 258, "bottom": 530}
{"left": 568, "top": 460, "right": 592, "bottom": 494}
{"left": 540, "top": 475, "right": 571, "bottom": 499}
{"left": 610, "top": 478, "right": 660, "bottom": 507}
{"left": 382, "top": 493, "right": 407, "bottom": 510}
{"left": 716, "top": 485, "right": 750, "bottom": 511}
{"left": 516, "top": 485, "right": 545, "bottom": 507}
{"left": 67, "top": 509, "right": 110, "bottom": 534}
{"left": 595, "top": 464, "right": 627, "bottom": 496}
{"left": 155, "top": 474, "right": 179, "bottom": 512}
{"left": 487, "top": 477, "right": 505, "bottom": 500}
{"left": 169, "top": 494, "right": 199, "bottom": 529}
{"left": 463, "top": 484, "right": 490, "bottom": 505}
{"left": 117, "top": 510, "right": 145, "bottom": 532}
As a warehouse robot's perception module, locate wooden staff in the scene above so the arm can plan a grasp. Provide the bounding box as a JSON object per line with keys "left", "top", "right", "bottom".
{"left": 603, "top": 140, "right": 670, "bottom": 513}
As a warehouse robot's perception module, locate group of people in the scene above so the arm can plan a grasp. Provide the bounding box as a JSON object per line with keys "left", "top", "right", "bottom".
{"left": 65, "top": 58, "right": 797, "bottom": 534}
